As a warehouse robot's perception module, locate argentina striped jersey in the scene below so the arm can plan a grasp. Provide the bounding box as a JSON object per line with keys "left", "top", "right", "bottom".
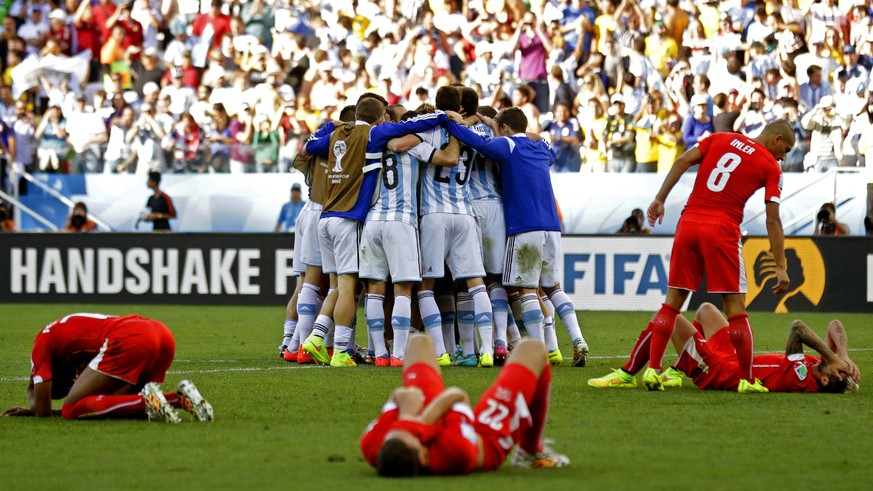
{"left": 466, "top": 122, "right": 502, "bottom": 201}
{"left": 367, "top": 142, "right": 435, "bottom": 227}
{"left": 418, "top": 126, "right": 474, "bottom": 216}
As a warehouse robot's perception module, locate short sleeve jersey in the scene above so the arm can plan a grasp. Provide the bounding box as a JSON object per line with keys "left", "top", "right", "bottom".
{"left": 30, "top": 313, "right": 118, "bottom": 384}
{"left": 752, "top": 353, "right": 821, "bottom": 393}
{"left": 360, "top": 402, "right": 480, "bottom": 475}
{"left": 684, "top": 132, "right": 783, "bottom": 226}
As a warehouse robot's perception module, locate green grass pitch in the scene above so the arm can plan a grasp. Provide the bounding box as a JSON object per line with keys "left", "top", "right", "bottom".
{"left": 1, "top": 303, "right": 872, "bottom": 490}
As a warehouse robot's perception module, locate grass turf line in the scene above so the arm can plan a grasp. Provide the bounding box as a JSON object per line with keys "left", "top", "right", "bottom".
{"left": 1, "top": 304, "right": 872, "bottom": 490}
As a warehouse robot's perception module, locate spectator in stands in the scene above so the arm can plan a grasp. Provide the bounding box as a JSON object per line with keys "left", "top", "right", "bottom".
{"left": 0, "top": 201, "right": 13, "bottom": 232}
{"left": 105, "top": 106, "right": 135, "bottom": 173}
{"left": 510, "top": 11, "right": 552, "bottom": 113}
{"left": 734, "top": 89, "right": 769, "bottom": 137}
{"left": 229, "top": 104, "right": 254, "bottom": 173}
{"left": 132, "top": 48, "right": 164, "bottom": 97}
{"left": 170, "top": 112, "right": 203, "bottom": 173}
{"left": 543, "top": 101, "right": 582, "bottom": 173}
{"left": 35, "top": 106, "right": 68, "bottom": 173}
{"left": 802, "top": 95, "right": 846, "bottom": 172}
{"left": 64, "top": 201, "right": 97, "bottom": 233}
{"left": 275, "top": 183, "right": 305, "bottom": 233}
{"left": 603, "top": 94, "right": 635, "bottom": 172}
{"left": 18, "top": 7, "right": 49, "bottom": 56}
{"left": 800, "top": 65, "right": 833, "bottom": 112}
{"left": 12, "top": 100, "right": 35, "bottom": 172}
{"left": 683, "top": 94, "right": 714, "bottom": 149}
{"left": 144, "top": 171, "right": 175, "bottom": 232}
{"left": 655, "top": 112, "right": 683, "bottom": 174}
{"left": 776, "top": 98, "right": 809, "bottom": 172}
{"left": 193, "top": 0, "right": 232, "bottom": 52}
{"left": 252, "top": 113, "right": 279, "bottom": 173}
{"left": 125, "top": 102, "right": 165, "bottom": 174}
{"left": 712, "top": 92, "right": 740, "bottom": 133}
{"left": 814, "top": 202, "right": 850, "bottom": 236}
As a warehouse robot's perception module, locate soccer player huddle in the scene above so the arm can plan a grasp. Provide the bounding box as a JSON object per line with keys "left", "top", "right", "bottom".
{"left": 278, "top": 85, "right": 589, "bottom": 371}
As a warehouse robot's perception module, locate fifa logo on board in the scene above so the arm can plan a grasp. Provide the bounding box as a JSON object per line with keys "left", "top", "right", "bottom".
{"left": 332, "top": 140, "right": 347, "bottom": 173}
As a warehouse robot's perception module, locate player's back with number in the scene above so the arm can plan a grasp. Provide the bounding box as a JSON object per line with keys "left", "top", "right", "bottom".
{"left": 419, "top": 127, "right": 473, "bottom": 216}
{"left": 685, "top": 133, "right": 783, "bottom": 225}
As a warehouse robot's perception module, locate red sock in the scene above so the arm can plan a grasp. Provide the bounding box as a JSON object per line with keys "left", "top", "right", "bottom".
{"left": 519, "top": 364, "right": 552, "bottom": 455}
{"left": 165, "top": 392, "right": 180, "bottom": 407}
{"left": 61, "top": 394, "right": 145, "bottom": 420}
{"left": 728, "top": 314, "right": 754, "bottom": 382}
{"left": 692, "top": 320, "right": 705, "bottom": 336}
{"left": 622, "top": 323, "right": 654, "bottom": 374}
{"left": 648, "top": 304, "right": 681, "bottom": 371}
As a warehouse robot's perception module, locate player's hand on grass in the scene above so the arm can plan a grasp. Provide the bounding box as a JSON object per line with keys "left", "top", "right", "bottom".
{"left": 647, "top": 199, "right": 664, "bottom": 226}
{"left": 771, "top": 267, "right": 790, "bottom": 295}
{"left": 3, "top": 406, "right": 34, "bottom": 417}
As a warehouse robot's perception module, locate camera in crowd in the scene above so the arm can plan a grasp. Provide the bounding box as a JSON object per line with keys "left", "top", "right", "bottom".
{"left": 816, "top": 208, "right": 832, "bottom": 223}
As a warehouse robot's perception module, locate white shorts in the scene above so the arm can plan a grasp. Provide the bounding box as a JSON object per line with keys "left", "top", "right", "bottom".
{"left": 318, "top": 216, "right": 361, "bottom": 275}
{"left": 503, "top": 230, "right": 562, "bottom": 289}
{"left": 420, "top": 213, "right": 485, "bottom": 280}
{"left": 297, "top": 204, "right": 323, "bottom": 269}
{"left": 359, "top": 220, "right": 422, "bottom": 283}
{"left": 472, "top": 200, "right": 506, "bottom": 275}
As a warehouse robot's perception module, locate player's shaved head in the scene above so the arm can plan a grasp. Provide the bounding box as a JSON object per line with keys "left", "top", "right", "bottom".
{"left": 754, "top": 119, "right": 796, "bottom": 160}
{"left": 496, "top": 107, "right": 528, "bottom": 134}
{"left": 377, "top": 437, "right": 422, "bottom": 477}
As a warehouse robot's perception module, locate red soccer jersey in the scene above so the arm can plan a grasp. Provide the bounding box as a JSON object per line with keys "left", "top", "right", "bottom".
{"left": 360, "top": 402, "right": 479, "bottom": 475}
{"left": 30, "top": 313, "right": 118, "bottom": 385}
{"left": 753, "top": 353, "right": 822, "bottom": 393}
{"left": 684, "top": 133, "right": 783, "bottom": 226}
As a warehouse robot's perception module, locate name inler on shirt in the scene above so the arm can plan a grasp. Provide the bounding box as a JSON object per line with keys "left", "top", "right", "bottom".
{"left": 729, "top": 139, "right": 756, "bottom": 155}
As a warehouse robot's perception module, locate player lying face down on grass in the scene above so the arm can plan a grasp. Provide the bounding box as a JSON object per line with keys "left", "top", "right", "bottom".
{"left": 360, "top": 334, "right": 569, "bottom": 476}
{"left": 2, "top": 313, "right": 213, "bottom": 423}
{"left": 588, "top": 303, "right": 860, "bottom": 393}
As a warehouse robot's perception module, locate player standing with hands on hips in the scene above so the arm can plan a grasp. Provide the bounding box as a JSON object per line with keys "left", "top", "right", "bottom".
{"left": 642, "top": 120, "right": 795, "bottom": 392}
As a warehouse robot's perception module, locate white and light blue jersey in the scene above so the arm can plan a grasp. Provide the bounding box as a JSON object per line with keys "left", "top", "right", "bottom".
{"left": 366, "top": 142, "right": 434, "bottom": 227}
{"left": 418, "top": 126, "right": 474, "bottom": 216}
{"left": 466, "top": 122, "right": 502, "bottom": 202}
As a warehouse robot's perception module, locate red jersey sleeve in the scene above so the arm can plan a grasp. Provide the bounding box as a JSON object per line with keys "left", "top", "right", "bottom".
{"left": 695, "top": 132, "right": 714, "bottom": 153}
{"left": 763, "top": 165, "right": 783, "bottom": 204}
{"left": 360, "top": 402, "right": 399, "bottom": 467}
{"left": 30, "top": 325, "right": 56, "bottom": 384}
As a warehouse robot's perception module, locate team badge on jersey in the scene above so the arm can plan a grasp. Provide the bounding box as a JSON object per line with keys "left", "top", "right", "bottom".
{"left": 332, "top": 141, "right": 347, "bottom": 172}
{"left": 793, "top": 362, "right": 808, "bottom": 381}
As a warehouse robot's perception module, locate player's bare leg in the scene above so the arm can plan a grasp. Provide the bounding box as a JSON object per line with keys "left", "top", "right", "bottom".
{"left": 542, "top": 284, "right": 589, "bottom": 367}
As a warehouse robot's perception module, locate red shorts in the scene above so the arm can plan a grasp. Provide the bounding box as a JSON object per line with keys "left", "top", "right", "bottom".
{"left": 675, "top": 329, "right": 740, "bottom": 391}
{"left": 88, "top": 317, "right": 176, "bottom": 386}
{"left": 474, "top": 364, "right": 538, "bottom": 471}
{"left": 402, "top": 363, "right": 445, "bottom": 404}
{"left": 669, "top": 214, "right": 745, "bottom": 293}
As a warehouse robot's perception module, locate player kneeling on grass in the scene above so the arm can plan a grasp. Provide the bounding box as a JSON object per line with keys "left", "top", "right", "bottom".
{"left": 589, "top": 303, "right": 860, "bottom": 393}
{"left": 360, "top": 334, "right": 569, "bottom": 476}
{"left": 2, "top": 313, "right": 213, "bottom": 423}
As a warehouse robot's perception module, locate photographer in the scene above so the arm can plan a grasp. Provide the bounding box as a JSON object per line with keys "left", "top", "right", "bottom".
{"left": 0, "top": 202, "right": 14, "bottom": 232}
{"left": 64, "top": 202, "right": 97, "bottom": 233}
{"left": 617, "top": 208, "right": 652, "bottom": 234}
{"left": 814, "top": 202, "right": 850, "bottom": 236}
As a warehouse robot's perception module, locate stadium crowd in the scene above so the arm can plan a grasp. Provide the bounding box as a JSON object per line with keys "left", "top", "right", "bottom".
{"left": 0, "top": 0, "right": 871, "bottom": 179}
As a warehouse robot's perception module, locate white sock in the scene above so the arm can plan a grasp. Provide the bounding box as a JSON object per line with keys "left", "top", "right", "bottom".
{"left": 392, "top": 295, "right": 412, "bottom": 360}
{"left": 488, "top": 283, "right": 509, "bottom": 345}
{"left": 549, "top": 288, "right": 586, "bottom": 346}
{"left": 544, "top": 315, "right": 559, "bottom": 351}
{"left": 325, "top": 321, "right": 335, "bottom": 348}
{"left": 470, "top": 285, "right": 493, "bottom": 355}
{"left": 296, "top": 283, "right": 323, "bottom": 342}
{"left": 509, "top": 291, "right": 527, "bottom": 337}
{"left": 366, "top": 294, "right": 388, "bottom": 358}
{"left": 457, "top": 292, "right": 476, "bottom": 356}
{"left": 282, "top": 319, "right": 297, "bottom": 348}
{"left": 507, "top": 311, "right": 522, "bottom": 346}
{"left": 418, "top": 291, "right": 446, "bottom": 356}
{"left": 437, "top": 293, "right": 456, "bottom": 355}
{"left": 312, "top": 314, "right": 332, "bottom": 338}
{"left": 520, "top": 293, "right": 544, "bottom": 342}
{"left": 333, "top": 324, "right": 353, "bottom": 352}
